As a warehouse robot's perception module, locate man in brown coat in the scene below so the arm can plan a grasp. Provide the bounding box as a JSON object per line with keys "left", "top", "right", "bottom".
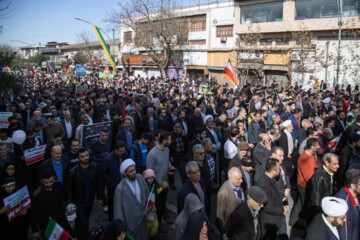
{"left": 216, "top": 167, "right": 244, "bottom": 236}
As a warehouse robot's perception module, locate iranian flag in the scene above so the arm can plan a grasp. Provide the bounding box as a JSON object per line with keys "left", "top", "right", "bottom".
{"left": 224, "top": 59, "right": 239, "bottom": 87}
{"left": 146, "top": 185, "right": 156, "bottom": 210}
{"left": 44, "top": 218, "right": 69, "bottom": 240}
{"left": 329, "top": 134, "right": 342, "bottom": 148}
{"left": 333, "top": 76, "right": 339, "bottom": 94}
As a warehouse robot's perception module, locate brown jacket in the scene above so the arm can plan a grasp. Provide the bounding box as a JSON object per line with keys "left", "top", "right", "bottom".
{"left": 216, "top": 181, "right": 241, "bottom": 233}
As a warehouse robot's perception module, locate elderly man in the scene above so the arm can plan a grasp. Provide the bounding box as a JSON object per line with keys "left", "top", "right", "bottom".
{"left": 279, "top": 119, "right": 294, "bottom": 176}
{"left": 306, "top": 197, "right": 348, "bottom": 240}
{"left": 114, "top": 159, "right": 149, "bottom": 240}
{"left": 216, "top": 167, "right": 244, "bottom": 235}
{"left": 336, "top": 169, "right": 360, "bottom": 240}
{"left": 224, "top": 186, "right": 267, "bottom": 240}
{"left": 177, "top": 161, "right": 208, "bottom": 214}
{"left": 38, "top": 145, "right": 70, "bottom": 191}
{"left": 188, "top": 107, "right": 204, "bottom": 139}
{"left": 253, "top": 133, "right": 272, "bottom": 181}
{"left": 60, "top": 110, "right": 76, "bottom": 145}
{"left": 26, "top": 110, "right": 46, "bottom": 131}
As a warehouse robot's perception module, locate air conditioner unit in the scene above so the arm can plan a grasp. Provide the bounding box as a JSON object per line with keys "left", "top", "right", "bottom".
{"left": 141, "top": 59, "right": 147, "bottom": 65}
{"left": 291, "top": 52, "right": 301, "bottom": 61}
{"left": 220, "top": 37, "right": 227, "bottom": 43}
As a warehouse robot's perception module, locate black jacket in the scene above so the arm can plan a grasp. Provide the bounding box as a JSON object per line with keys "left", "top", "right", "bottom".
{"left": 177, "top": 179, "right": 208, "bottom": 215}
{"left": 30, "top": 182, "right": 65, "bottom": 232}
{"left": 257, "top": 174, "right": 284, "bottom": 240}
{"left": 229, "top": 154, "right": 254, "bottom": 197}
{"left": 224, "top": 201, "right": 256, "bottom": 240}
{"left": 38, "top": 157, "right": 70, "bottom": 194}
{"left": 60, "top": 119, "right": 76, "bottom": 139}
{"left": 67, "top": 163, "right": 102, "bottom": 207}
{"left": 309, "top": 167, "right": 334, "bottom": 218}
{"left": 333, "top": 118, "right": 346, "bottom": 137}
{"left": 305, "top": 214, "right": 338, "bottom": 240}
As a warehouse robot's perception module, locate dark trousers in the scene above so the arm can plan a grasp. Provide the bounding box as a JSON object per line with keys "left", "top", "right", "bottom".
{"left": 169, "top": 155, "right": 187, "bottom": 185}
{"left": 107, "top": 188, "right": 115, "bottom": 221}
{"left": 156, "top": 189, "right": 168, "bottom": 224}
{"left": 77, "top": 203, "right": 93, "bottom": 240}
{"left": 289, "top": 184, "right": 308, "bottom": 226}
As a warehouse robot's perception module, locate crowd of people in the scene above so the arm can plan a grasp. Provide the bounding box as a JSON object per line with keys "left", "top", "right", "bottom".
{"left": 0, "top": 72, "right": 359, "bottom": 240}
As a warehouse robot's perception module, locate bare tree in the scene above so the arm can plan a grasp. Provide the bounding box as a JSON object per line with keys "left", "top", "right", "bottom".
{"left": 290, "top": 25, "right": 315, "bottom": 87}
{"left": 105, "top": 0, "right": 183, "bottom": 78}
{"left": 76, "top": 30, "right": 97, "bottom": 64}
{"left": 0, "top": 0, "right": 14, "bottom": 33}
{"left": 236, "top": 24, "right": 265, "bottom": 87}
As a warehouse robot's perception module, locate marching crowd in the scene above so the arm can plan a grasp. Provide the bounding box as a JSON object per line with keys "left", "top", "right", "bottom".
{"left": 0, "top": 72, "right": 359, "bottom": 240}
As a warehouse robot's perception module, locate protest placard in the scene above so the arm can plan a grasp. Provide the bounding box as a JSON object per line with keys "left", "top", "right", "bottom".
{"left": 3, "top": 186, "right": 31, "bottom": 222}
{"left": 82, "top": 121, "right": 112, "bottom": 149}
{"left": 0, "top": 112, "right": 13, "bottom": 128}
{"left": 24, "top": 145, "right": 46, "bottom": 166}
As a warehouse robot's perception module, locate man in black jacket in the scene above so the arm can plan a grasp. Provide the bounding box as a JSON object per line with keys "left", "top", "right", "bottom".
{"left": 67, "top": 148, "right": 103, "bottom": 240}
{"left": 256, "top": 158, "right": 287, "bottom": 240}
{"left": 30, "top": 169, "right": 65, "bottom": 239}
{"left": 309, "top": 153, "right": 339, "bottom": 222}
{"left": 177, "top": 161, "right": 208, "bottom": 215}
{"left": 224, "top": 186, "right": 267, "bottom": 240}
{"left": 98, "top": 141, "right": 127, "bottom": 221}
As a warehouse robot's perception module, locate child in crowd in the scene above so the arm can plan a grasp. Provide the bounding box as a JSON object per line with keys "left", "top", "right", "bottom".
{"left": 142, "top": 169, "right": 163, "bottom": 239}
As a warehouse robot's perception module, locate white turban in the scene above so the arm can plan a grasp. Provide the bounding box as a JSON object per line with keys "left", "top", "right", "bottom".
{"left": 204, "top": 115, "right": 213, "bottom": 124}
{"left": 282, "top": 120, "right": 292, "bottom": 128}
{"left": 323, "top": 98, "right": 331, "bottom": 104}
{"left": 321, "top": 196, "right": 348, "bottom": 217}
{"left": 120, "top": 159, "right": 135, "bottom": 176}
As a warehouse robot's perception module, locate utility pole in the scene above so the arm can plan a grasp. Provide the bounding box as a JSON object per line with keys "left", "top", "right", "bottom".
{"left": 325, "top": 40, "right": 329, "bottom": 89}
{"left": 336, "top": 0, "right": 343, "bottom": 85}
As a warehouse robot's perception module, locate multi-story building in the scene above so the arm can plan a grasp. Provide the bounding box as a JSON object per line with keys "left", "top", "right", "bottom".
{"left": 59, "top": 39, "right": 121, "bottom": 70}
{"left": 120, "top": 0, "right": 360, "bottom": 88}
{"left": 119, "top": 1, "right": 238, "bottom": 80}
{"left": 234, "top": 0, "right": 360, "bottom": 88}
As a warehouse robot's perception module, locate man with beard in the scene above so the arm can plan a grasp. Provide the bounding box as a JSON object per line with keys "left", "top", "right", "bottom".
{"left": 306, "top": 197, "right": 348, "bottom": 240}
{"left": 30, "top": 169, "right": 65, "bottom": 239}
{"left": 68, "top": 148, "right": 103, "bottom": 240}
{"left": 147, "top": 131, "right": 175, "bottom": 228}
{"left": 279, "top": 120, "right": 294, "bottom": 177}
{"left": 63, "top": 139, "right": 80, "bottom": 168}
{"left": 114, "top": 159, "right": 149, "bottom": 240}
{"left": 336, "top": 169, "right": 360, "bottom": 240}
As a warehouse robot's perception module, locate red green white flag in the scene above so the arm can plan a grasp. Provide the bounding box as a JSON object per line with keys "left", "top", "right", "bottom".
{"left": 44, "top": 218, "right": 70, "bottom": 240}
{"left": 224, "top": 59, "right": 239, "bottom": 87}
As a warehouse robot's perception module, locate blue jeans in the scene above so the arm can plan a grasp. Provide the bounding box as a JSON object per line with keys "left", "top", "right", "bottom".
{"left": 77, "top": 203, "right": 93, "bottom": 240}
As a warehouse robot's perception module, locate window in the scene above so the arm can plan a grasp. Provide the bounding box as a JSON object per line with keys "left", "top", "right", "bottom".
{"left": 189, "top": 40, "right": 206, "bottom": 45}
{"left": 295, "top": 0, "right": 360, "bottom": 19}
{"left": 189, "top": 15, "right": 206, "bottom": 32}
{"left": 216, "top": 25, "right": 233, "bottom": 37}
{"left": 275, "top": 38, "right": 289, "bottom": 45}
{"left": 124, "top": 32, "right": 132, "bottom": 43}
{"left": 260, "top": 38, "right": 273, "bottom": 46}
{"left": 241, "top": 2, "right": 283, "bottom": 24}
{"left": 296, "top": 38, "right": 312, "bottom": 45}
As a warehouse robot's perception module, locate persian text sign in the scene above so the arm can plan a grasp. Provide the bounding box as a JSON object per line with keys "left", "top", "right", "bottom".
{"left": 3, "top": 186, "right": 31, "bottom": 222}
{"left": 0, "top": 112, "right": 12, "bottom": 128}
{"left": 82, "top": 121, "right": 113, "bottom": 149}
{"left": 24, "top": 145, "right": 46, "bottom": 166}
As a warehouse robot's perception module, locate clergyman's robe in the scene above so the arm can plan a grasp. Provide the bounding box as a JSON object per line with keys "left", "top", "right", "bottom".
{"left": 114, "top": 174, "right": 150, "bottom": 240}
